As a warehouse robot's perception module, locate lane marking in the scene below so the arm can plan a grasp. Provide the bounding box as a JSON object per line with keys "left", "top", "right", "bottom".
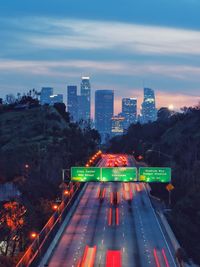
{"left": 143, "top": 184, "right": 177, "bottom": 267}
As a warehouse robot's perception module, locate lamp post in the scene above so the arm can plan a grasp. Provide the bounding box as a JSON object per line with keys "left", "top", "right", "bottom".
{"left": 60, "top": 168, "right": 72, "bottom": 202}
{"left": 146, "top": 149, "right": 173, "bottom": 166}
{"left": 30, "top": 232, "right": 40, "bottom": 262}
{"left": 146, "top": 149, "right": 173, "bottom": 208}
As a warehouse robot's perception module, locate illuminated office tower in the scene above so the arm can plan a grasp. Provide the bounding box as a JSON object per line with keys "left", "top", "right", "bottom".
{"left": 141, "top": 88, "right": 157, "bottom": 123}
{"left": 67, "top": 85, "right": 78, "bottom": 121}
{"left": 111, "top": 115, "right": 125, "bottom": 136}
{"left": 95, "top": 90, "right": 114, "bottom": 141}
{"left": 79, "top": 77, "right": 91, "bottom": 121}
{"left": 122, "top": 98, "right": 137, "bottom": 129}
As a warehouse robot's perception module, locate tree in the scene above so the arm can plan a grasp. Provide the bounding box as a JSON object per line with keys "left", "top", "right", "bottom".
{"left": 0, "top": 202, "right": 26, "bottom": 257}
{"left": 53, "top": 103, "right": 70, "bottom": 123}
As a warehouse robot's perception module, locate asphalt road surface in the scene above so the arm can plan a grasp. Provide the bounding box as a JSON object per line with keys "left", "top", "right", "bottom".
{"left": 42, "top": 154, "right": 177, "bottom": 267}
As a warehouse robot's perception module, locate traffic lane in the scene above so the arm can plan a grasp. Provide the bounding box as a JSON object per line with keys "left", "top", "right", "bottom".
{"left": 92, "top": 183, "right": 113, "bottom": 267}
{"left": 140, "top": 186, "right": 176, "bottom": 267}
{"left": 118, "top": 183, "right": 143, "bottom": 267}
{"left": 133, "top": 184, "right": 177, "bottom": 267}
{"left": 98, "top": 157, "right": 107, "bottom": 167}
{"left": 74, "top": 182, "right": 109, "bottom": 265}
{"left": 132, "top": 183, "right": 157, "bottom": 267}
{"left": 120, "top": 182, "right": 152, "bottom": 267}
{"left": 63, "top": 181, "right": 111, "bottom": 267}
{"left": 127, "top": 156, "right": 136, "bottom": 167}
{"left": 84, "top": 182, "right": 121, "bottom": 267}
{"left": 93, "top": 182, "right": 140, "bottom": 267}
{"left": 95, "top": 182, "right": 121, "bottom": 266}
{"left": 47, "top": 183, "right": 93, "bottom": 267}
{"left": 47, "top": 182, "right": 98, "bottom": 267}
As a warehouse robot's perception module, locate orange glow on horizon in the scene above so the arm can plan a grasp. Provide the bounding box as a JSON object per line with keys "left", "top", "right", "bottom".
{"left": 90, "top": 90, "right": 199, "bottom": 118}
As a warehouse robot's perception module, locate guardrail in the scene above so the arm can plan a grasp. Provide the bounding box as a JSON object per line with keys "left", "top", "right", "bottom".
{"left": 16, "top": 182, "right": 84, "bottom": 267}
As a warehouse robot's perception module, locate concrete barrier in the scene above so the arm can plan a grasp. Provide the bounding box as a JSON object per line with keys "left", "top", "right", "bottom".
{"left": 16, "top": 183, "right": 85, "bottom": 267}
{"left": 158, "top": 212, "right": 195, "bottom": 267}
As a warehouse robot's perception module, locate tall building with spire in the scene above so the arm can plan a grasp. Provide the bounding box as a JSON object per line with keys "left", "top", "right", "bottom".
{"left": 79, "top": 77, "right": 91, "bottom": 121}
{"left": 141, "top": 88, "right": 157, "bottom": 123}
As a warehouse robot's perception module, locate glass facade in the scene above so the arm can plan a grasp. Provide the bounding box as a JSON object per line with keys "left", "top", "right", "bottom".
{"left": 141, "top": 88, "right": 157, "bottom": 123}
{"left": 40, "top": 87, "right": 53, "bottom": 105}
{"left": 67, "top": 86, "right": 78, "bottom": 121}
{"left": 49, "top": 94, "right": 63, "bottom": 105}
{"left": 79, "top": 77, "right": 91, "bottom": 121}
{"left": 122, "top": 98, "right": 137, "bottom": 129}
{"left": 111, "top": 115, "right": 125, "bottom": 136}
{"left": 95, "top": 90, "right": 114, "bottom": 141}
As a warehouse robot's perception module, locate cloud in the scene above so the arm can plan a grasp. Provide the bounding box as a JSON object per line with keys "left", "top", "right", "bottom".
{"left": 21, "top": 17, "right": 200, "bottom": 56}
{"left": 0, "top": 17, "right": 200, "bottom": 112}
{"left": 1, "top": 59, "right": 200, "bottom": 82}
{"left": 1, "top": 17, "right": 200, "bottom": 57}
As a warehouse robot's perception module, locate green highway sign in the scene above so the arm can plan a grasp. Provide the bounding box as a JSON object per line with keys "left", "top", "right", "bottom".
{"left": 71, "top": 167, "right": 171, "bottom": 183}
{"left": 139, "top": 167, "right": 171, "bottom": 183}
{"left": 101, "top": 167, "right": 137, "bottom": 182}
{"left": 71, "top": 167, "right": 101, "bottom": 182}
{"left": 71, "top": 167, "right": 137, "bottom": 182}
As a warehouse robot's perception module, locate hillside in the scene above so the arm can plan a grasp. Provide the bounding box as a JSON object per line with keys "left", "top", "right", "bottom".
{"left": 0, "top": 104, "right": 100, "bottom": 265}
{"left": 107, "top": 107, "right": 200, "bottom": 264}
{"left": 0, "top": 105, "right": 67, "bottom": 152}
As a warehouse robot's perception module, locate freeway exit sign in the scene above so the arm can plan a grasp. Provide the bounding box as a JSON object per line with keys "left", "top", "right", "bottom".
{"left": 71, "top": 167, "right": 101, "bottom": 182}
{"left": 101, "top": 167, "right": 137, "bottom": 182}
{"left": 139, "top": 167, "right": 171, "bottom": 183}
{"left": 71, "top": 167, "right": 137, "bottom": 182}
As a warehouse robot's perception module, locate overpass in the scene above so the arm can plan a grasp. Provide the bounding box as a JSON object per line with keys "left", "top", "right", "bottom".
{"left": 17, "top": 154, "right": 179, "bottom": 267}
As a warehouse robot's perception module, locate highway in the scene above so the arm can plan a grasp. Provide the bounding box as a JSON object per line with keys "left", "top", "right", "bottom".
{"left": 42, "top": 154, "right": 177, "bottom": 267}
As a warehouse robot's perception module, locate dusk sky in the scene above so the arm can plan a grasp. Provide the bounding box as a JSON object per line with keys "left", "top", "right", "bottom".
{"left": 0, "top": 0, "right": 200, "bottom": 115}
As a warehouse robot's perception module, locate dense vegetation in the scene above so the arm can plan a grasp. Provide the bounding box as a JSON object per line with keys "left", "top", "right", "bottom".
{"left": 0, "top": 101, "right": 100, "bottom": 266}
{"left": 108, "top": 105, "right": 200, "bottom": 264}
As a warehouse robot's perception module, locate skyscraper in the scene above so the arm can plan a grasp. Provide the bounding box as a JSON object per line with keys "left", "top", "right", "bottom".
{"left": 95, "top": 90, "right": 114, "bottom": 141}
{"left": 49, "top": 94, "right": 63, "bottom": 105}
{"left": 79, "top": 77, "right": 91, "bottom": 121}
{"left": 122, "top": 98, "right": 137, "bottom": 129}
{"left": 67, "top": 86, "right": 78, "bottom": 122}
{"left": 111, "top": 115, "right": 125, "bottom": 136}
{"left": 77, "top": 95, "right": 85, "bottom": 122}
{"left": 40, "top": 87, "right": 53, "bottom": 105}
{"left": 141, "top": 88, "right": 157, "bottom": 123}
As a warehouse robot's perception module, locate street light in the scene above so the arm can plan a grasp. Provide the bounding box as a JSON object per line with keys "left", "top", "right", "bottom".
{"left": 138, "top": 155, "right": 143, "bottom": 160}
{"left": 30, "top": 232, "right": 37, "bottom": 239}
{"left": 30, "top": 232, "right": 41, "bottom": 261}
{"left": 64, "top": 190, "right": 70, "bottom": 196}
{"left": 25, "top": 164, "right": 29, "bottom": 169}
{"left": 52, "top": 204, "right": 58, "bottom": 211}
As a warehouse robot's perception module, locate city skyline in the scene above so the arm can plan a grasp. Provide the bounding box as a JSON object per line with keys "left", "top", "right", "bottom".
{"left": 2, "top": 80, "right": 198, "bottom": 119}
{"left": 0, "top": 0, "right": 200, "bottom": 111}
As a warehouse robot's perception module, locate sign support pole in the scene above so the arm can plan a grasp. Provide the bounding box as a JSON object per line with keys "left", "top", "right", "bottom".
{"left": 169, "top": 190, "right": 171, "bottom": 207}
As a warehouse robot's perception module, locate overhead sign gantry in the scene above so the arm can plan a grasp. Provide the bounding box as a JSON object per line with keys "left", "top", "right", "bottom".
{"left": 71, "top": 167, "right": 171, "bottom": 183}
{"left": 71, "top": 167, "right": 137, "bottom": 182}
